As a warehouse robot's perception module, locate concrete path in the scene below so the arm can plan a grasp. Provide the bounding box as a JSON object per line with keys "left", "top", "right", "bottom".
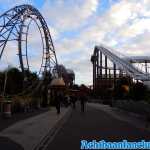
{"left": 46, "top": 103, "right": 150, "bottom": 150}
{"left": 0, "top": 107, "right": 71, "bottom": 150}
{"left": 88, "top": 103, "right": 150, "bottom": 131}
{"left": 0, "top": 136, "right": 24, "bottom": 150}
{"left": 0, "top": 108, "right": 49, "bottom": 132}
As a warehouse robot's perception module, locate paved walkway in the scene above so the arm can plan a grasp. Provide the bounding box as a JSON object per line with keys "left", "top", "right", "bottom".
{"left": 0, "top": 137, "right": 24, "bottom": 150}
{"left": 46, "top": 103, "right": 150, "bottom": 150}
{"left": 88, "top": 103, "right": 150, "bottom": 131}
{"left": 0, "top": 107, "right": 71, "bottom": 150}
{"left": 0, "top": 108, "right": 49, "bottom": 132}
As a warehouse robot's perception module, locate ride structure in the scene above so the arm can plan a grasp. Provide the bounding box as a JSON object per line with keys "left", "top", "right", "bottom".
{"left": 91, "top": 44, "right": 150, "bottom": 96}
{"left": 0, "top": 4, "right": 59, "bottom": 95}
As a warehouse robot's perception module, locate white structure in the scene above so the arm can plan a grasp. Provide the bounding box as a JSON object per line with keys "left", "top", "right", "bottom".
{"left": 96, "top": 45, "right": 150, "bottom": 82}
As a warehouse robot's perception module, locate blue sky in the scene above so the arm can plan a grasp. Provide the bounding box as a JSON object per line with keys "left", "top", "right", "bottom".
{"left": 0, "top": 0, "right": 150, "bottom": 85}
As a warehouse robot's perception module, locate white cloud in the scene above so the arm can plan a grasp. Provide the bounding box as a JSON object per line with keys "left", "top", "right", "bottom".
{"left": 108, "top": 1, "right": 133, "bottom": 26}
{"left": 118, "top": 32, "right": 150, "bottom": 56}
{"left": 56, "top": 38, "right": 85, "bottom": 54}
{"left": 0, "top": 41, "right": 19, "bottom": 69}
{"left": 42, "top": 0, "right": 99, "bottom": 31}
{"left": 0, "top": 0, "right": 34, "bottom": 12}
{"left": 62, "top": 58, "right": 92, "bottom": 85}
{"left": 2, "top": 0, "right": 150, "bottom": 85}
{"left": 119, "top": 18, "right": 150, "bottom": 38}
{"left": 49, "top": 26, "right": 59, "bottom": 41}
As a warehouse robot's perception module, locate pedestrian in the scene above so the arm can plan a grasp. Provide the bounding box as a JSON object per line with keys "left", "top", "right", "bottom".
{"left": 64, "top": 95, "right": 70, "bottom": 107}
{"left": 55, "top": 92, "right": 61, "bottom": 114}
{"left": 70, "top": 94, "right": 77, "bottom": 109}
{"left": 80, "top": 94, "right": 87, "bottom": 112}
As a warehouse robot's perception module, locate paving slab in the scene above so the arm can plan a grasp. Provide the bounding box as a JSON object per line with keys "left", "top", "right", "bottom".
{"left": 88, "top": 103, "right": 150, "bottom": 131}
{"left": 0, "top": 107, "right": 71, "bottom": 150}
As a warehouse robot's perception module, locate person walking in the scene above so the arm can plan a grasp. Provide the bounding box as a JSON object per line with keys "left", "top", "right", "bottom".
{"left": 55, "top": 92, "right": 61, "bottom": 114}
{"left": 70, "top": 94, "right": 77, "bottom": 109}
{"left": 80, "top": 94, "right": 87, "bottom": 112}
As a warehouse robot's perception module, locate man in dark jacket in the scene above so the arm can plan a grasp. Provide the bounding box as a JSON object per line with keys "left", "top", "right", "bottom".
{"left": 55, "top": 92, "right": 61, "bottom": 114}
{"left": 70, "top": 94, "right": 77, "bottom": 109}
{"left": 80, "top": 94, "right": 87, "bottom": 112}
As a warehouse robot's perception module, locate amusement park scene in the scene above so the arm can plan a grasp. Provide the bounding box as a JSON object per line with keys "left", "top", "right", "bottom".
{"left": 1, "top": 0, "right": 150, "bottom": 150}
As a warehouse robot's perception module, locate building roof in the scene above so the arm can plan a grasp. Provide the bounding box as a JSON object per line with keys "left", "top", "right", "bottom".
{"left": 50, "top": 78, "right": 65, "bottom": 87}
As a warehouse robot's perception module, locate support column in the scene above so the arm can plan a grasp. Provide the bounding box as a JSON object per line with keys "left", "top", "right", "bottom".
{"left": 93, "top": 60, "right": 95, "bottom": 92}
{"left": 97, "top": 50, "right": 99, "bottom": 76}
{"left": 119, "top": 69, "right": 123, "bottom": 78}
{"left": 145, "top": 61, "right": 148, "bottom": 74}
{"left": 91, "top": 54, "right": 96, "bottom": 93}
{"left": 100, "top": 51, "right": 102, "bottom": 79}
{"left": 114, "top": 63, "right": 116, "bottom": 87}
{"left": 108, "top": 69, "right": 111, "bottom": 88}
{"left": 105, "top": 55, "right": 107, "bottom": 78}
{"left": 95, "top": 50, "right": 98, "bottom": 92}
{"left": 94, "top": 58, "right": 96, "bottom": 92}
{"left": 109, "top": 69, "right": 111, "bottom": 79}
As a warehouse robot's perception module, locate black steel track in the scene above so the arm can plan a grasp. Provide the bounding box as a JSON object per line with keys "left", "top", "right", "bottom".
{"left": 0, "top": 4, "right": 58, "bottom": 78}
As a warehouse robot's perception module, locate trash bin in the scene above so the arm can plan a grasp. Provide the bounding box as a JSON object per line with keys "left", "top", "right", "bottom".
{"left": 3, "top": 100, "right": 12, "bottom": 118}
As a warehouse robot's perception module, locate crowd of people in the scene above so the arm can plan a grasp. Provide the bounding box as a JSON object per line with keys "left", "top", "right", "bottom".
{"left": 53, "top": 91, "right": 87, "bottom": 114}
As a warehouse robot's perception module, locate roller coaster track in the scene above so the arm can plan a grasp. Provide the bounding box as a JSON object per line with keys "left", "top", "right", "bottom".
{"left": 0, "top": 4, "right": 58, "bottom": 76}
{"left": 96, "top": 45, "right": 150, "bottom": 81}
{"left": 0, "top": 5, "right": 59, "bottom": 96}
